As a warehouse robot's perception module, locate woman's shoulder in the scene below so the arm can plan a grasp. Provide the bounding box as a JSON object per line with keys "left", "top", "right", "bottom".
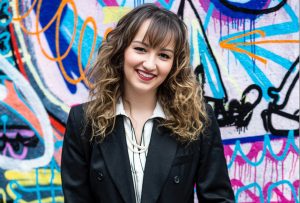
{"left": 68, "top": 102, "right": 92, "bottom": 136}
{"left": 64, "top": 102, "right": 93, "bottom": 160}
{"left": 69, "top": 101, "right": 90, "bottom": 117}
{"left": 204, "top": 103, "right": 214, "bottom": 116}
{"left": 69, "top": 101, "right": 94, "bottom": 122}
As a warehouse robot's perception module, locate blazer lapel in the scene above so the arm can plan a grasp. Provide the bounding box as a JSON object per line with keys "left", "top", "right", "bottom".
{"left": 141, "top": 119, "right": 178, "bottom": 203}
{"left": 98, "top": 116, "right": 135, "bottom": 203}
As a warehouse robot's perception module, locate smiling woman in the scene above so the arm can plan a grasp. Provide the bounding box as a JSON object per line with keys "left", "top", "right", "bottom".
{"left": 123, "top": 19, "right": 174, "bottom": 102}
{"left": 61, "top": 3, "right": 235, "bottom": 203}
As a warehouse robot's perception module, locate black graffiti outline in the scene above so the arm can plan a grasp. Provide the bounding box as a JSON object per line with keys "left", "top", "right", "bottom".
{"left": 261, "top": 57, "right": 299, "bottom": 136}
{"left": 181, "top": 0, "right": 229, "bottom": 102}
{"left": 219, "top": 0, "right": 287, "bottom": 15}
{"left": 224, "top": 84, "right": 262, "bottom": 132}
{"left": 180, "top": 0, "right": 263, "bottom": 131}
{"left": 0, "top": 127, "right": 39, "bottom": 151}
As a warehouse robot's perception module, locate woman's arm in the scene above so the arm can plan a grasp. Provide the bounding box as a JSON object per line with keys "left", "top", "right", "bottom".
{"left": 61, "top": 106, "right": 94, "bottom": 202}
{"left": 196, "top": 104, "right": 235, "bottom": 202}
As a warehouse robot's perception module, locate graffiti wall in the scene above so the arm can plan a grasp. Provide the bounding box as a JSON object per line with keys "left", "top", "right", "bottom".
{"left": 0, "top": 0, "right": 298, "bottom": 202}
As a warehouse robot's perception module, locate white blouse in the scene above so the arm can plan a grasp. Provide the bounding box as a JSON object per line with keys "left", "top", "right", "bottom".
{"left": 116, "top": 98, "right": 166, "bottom": 203}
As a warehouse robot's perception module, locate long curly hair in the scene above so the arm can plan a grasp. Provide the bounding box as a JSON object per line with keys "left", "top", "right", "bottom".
{"left": 85, "top": 4, "right": 209, "bottom": 142}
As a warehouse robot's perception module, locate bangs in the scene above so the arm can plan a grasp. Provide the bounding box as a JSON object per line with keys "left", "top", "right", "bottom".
{"left": 142, "top": 17, "right": 180, "bottom": 50}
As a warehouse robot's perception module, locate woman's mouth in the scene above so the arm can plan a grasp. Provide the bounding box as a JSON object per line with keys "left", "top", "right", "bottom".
{"left": 136, "top": 70, "right": 156, "bottom": 81}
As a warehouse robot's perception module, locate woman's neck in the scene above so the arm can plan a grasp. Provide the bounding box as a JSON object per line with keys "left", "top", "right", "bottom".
{"left": 122, "top": 90, "right": 157, "bottom": 119}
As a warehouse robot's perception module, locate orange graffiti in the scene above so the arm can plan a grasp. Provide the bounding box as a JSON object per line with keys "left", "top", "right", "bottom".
{"left": 220, "top": 30, "right": 300, "bottom": 64}
{"left": 12, "top": 0, "right": 98, "bottom": 86}
{"left": 77, "top": 17, "right": 97, "bottom": 85}
{"left": 13, "top": 0, "right": 38, "bottom": 21}
{"left": 104, "top": 27, "right": 113, "bottom": 39}
{"left": 4, "top": 81, "right": 42, "bottom": 136}
{"left": 53, "top": 130, "right": 63, "bottom": 166}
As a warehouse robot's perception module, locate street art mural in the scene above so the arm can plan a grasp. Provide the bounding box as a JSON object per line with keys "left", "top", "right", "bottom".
{"left": 0, "top": 0, "right": 298, "bottom": 202}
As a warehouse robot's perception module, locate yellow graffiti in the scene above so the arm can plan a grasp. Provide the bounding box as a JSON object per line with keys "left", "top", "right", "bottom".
{"left": 220, "top": 30, "right": 300, "bottom": 64}
{"left": 4, "top": 169, "right": 63, "bottom": 202}
{"left": 103, "top": 7, "right": 132, "bottom": 24}
{"left": 12, "top": 0, "right": 97, "bottom": 86}
{"left": 0, "top": 188, "right": 7, "bottom": 203}
{"left": 5, "top": 169, "right": 61, "bottom": 185}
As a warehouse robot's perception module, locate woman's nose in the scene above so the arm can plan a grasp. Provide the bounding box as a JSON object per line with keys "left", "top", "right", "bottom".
{"left": 142, "top": 54, "right": 156, "bottom": 70}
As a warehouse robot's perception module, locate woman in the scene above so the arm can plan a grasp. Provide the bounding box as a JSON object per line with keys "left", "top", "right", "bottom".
{"left": 61, "top": 3, "right": 235, "bottom": 203}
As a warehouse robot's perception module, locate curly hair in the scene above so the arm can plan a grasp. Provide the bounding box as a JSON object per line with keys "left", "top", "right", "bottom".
{"left": 85, "top": 4, "right": 209, "bottom": 143}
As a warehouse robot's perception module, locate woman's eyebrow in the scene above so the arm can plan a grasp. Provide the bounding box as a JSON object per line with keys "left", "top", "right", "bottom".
{"left": 132, "top": 40, "right": 149, "bottom": 47}
{"left": 161, "top": 48, "right": 174, "bottom": 53}
{"left": 132, "top": 41, "right": 174, "bottom": 53}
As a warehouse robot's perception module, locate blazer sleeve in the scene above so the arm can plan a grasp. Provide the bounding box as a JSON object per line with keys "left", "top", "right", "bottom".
{"left": 61, "top": 106, "right": 94, "bottom": 202}
{"left": 196, "top": 104, "right": 235, "bottom": 202}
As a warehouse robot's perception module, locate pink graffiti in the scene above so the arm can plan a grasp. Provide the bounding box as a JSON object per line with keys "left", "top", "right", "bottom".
{"left": 223, "top": 138, "right": 299, "bottom": 166}
{"left": 0, "top": 129, "right": 35, "bottom": 138}
{"left": 232, "top": 179, "right": 299, "bottom": 203}
{"left": 102, "top": 0, "right": 119, "bottom": 6}
{"left": 2, "top": 143, "right": 28, "bottom": 159}
{"left": 231, "top": 179, "right": 262, "bottom": 202}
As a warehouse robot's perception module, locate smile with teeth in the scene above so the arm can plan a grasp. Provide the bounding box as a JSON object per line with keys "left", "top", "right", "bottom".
{"left": 136, "top": 70, "right": 156, "bottom": 81}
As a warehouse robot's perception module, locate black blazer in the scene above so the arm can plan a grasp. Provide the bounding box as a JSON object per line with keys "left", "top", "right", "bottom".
{"left": 61, "top": 103, "right": 235, "bottom": 203}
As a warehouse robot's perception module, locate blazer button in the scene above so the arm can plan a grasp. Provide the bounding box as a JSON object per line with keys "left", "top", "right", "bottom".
{"left": 173, "top": 176, "right": 180, "bottom": 184}
{"left": 97, "top": 171, "right": 104, "bottom": 181}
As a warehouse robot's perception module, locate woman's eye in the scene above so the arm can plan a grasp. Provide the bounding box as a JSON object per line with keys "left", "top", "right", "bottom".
{"left": 159, "top": 53, "right": 170, "bottom": 60}
{"left": 134, "top": 47, "right": 146, "bottom": 52}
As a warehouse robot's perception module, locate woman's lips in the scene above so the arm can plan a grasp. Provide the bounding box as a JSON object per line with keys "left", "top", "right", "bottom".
{"left": 136, "top": 70, "right": 156, "bottom": 81}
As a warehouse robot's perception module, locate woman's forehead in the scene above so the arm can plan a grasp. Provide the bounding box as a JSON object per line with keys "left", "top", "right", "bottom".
{"left": 133, "top": 19, "right": 176, "bottom": 50}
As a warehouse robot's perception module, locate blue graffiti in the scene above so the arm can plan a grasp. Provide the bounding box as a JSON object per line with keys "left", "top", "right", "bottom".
{"left": 190, "top": 28, "right": 225, "bottom": 99}
{"left": 157, "top": 0, "right": 175, "bottom": 10}
{"left": 6, "top": 159, "right": 62, "bottom": 203}
{"left": 219, "top": 3, "right": 298, "bottom": 78}
{"left": 232, "top": 52, "right": 273, "bottom": 101}
{"left": 203, "top": 3, "right": 215, "bottom": 31}
{"left": 60, "top": 7, "right": 102, "bottom": 72}
{"left": 266, "top": 180, "right": 299, "bottom": 203}
{"left": 0, "top": 31, "right": 10, "bottom": 55}
{"left": 0, "top": 0, "right": 12, "bottom": 27}
{"left": 227, "top": 131, "right": 300, "bottom": 168}
{"left": 235, "top": 180, "right": 299, "bottom": 203}
{"left": 235, "top": 182, "right": 264, "bottom": 203}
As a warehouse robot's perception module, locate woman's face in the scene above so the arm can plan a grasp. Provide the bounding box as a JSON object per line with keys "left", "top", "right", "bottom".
{"left": 123, "top": 19, "right": 174, "bottom": 97}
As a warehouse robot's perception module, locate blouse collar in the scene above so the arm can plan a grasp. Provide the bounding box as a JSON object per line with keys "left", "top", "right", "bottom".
{"left": 116, "top": 98, "right": 166, "bottom": 119}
